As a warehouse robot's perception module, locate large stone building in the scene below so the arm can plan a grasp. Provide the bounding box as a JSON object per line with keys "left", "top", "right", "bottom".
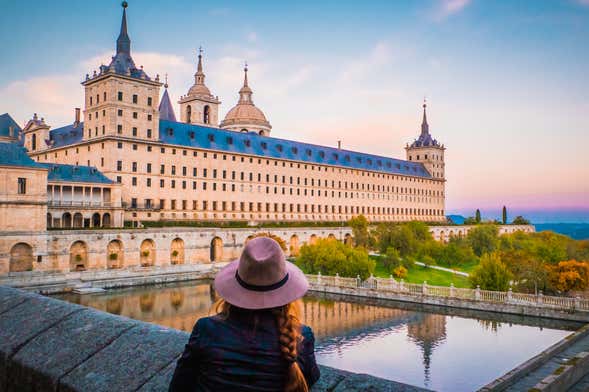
{"left": 3, "top": 2, "right": 446, "bottom": 230}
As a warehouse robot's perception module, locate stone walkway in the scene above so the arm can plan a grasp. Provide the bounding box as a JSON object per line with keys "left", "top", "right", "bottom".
{"left": 504, "top": 333, "right": 589, "bottom": 391}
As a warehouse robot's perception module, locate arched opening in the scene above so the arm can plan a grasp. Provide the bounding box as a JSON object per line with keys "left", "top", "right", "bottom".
{"left": 245, "top": 235, "right": 255, "bottom": 245}
{"left": 73, "top": 213, "right": 83, "bottom": 228}
{"left": 106, "top": 298, "right": 123, "bottom": 315}
{"left": 309, "top": 234, "right": 318, "bottom": 245}
{"left": 240, "top": 128, "right": 248, "bottom": 133}
{"left": 31, "top": 133, "right": 37, "bottom": 151}
{"left": 9, "top": 243, "right": 34, "bottom": 273}
{"left": 102, "top": 213, "right": 111, "bottom": 228}
{"left": 139, "top": 293, "right": 155, "bottom": 313}
{"left": 289, "top": 235, "right": 300, "bottom": 257}
{"left": 439, "top": 231, "right": 446, "bottom": 242}
{"left": 62, "top": 212, "right": 72, "bottom": 228}
{"left": 171, "top": 238, "right": 185, "bottom": 265}
{"left": 344, "top": 233, "right": 353, "bottom": 246}
{"left": 107, "top": 240, "right": 124, "bottom": 269}
{"left": 47, "top": 213, "right": 52, "bottom": 229}
{"left": 171, "top": 290, "right": 184, "bottom": 310}
{"left": 186, "top": 105, "right": 192, "bottom": 123}
{"left": 140, "top": 239, "right": 156, "bottom": 267}
{"left": 210, "top": 237, "right": 223, "bottom": 262}
{"left": 70, "top": 241, "right": 88, "bottom": 271}
{"left": 327, "top": 233, "right": 337, "bottom": 241}
{"left": 92, "top": 213, "right": 101, "bottom": 228}
{"left": 259, "top": 130, "right": 266, "bottom": 136}
{"left": 203, "top": 105, "right": 210, "bottom": 124}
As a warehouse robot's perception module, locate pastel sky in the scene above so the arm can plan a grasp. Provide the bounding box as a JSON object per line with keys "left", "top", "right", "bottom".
{"left": 1, "top": 0, "right": 588, "bottom": 219}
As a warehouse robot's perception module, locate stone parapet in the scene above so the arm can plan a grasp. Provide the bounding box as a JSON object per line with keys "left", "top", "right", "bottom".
{"left": 0, "top": 286, "right": 430, "bottom": 392}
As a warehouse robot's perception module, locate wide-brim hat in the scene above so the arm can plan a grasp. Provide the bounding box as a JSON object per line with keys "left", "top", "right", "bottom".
{"left": 214, "top": 236, "right": 309, "bottom": 310}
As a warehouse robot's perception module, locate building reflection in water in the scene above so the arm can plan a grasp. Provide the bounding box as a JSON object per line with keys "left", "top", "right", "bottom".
{"left": 407, "top": 314, "right": 447, "bottom": 387}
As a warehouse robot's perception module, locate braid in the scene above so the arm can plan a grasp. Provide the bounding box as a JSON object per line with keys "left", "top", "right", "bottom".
{"left": 273, "top": 301, "right": 309, "bottom": 392}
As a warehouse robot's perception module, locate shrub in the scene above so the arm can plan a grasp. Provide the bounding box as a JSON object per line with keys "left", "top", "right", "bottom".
{"left": 75, "top": 254, "right": 83, "bottom": 262}
{"left": 142, "top": 250, "right": 150, "bottom": 258}
{"left": 467, "top": 225, "right": 499, "bottom": 257}
{"left": 171, "top": 250, "right": 179, "bottom": 257}
{"left": 348, "top": 215, "right": 371, "bottom": 248}
{"left": 109, "top": 253, "right": 118, "bottom": 260}
{"left": 470, "top": 253, "right": 512, "bottom": 291}
{"left": 296, "top": 238, "right": 375, "bottom": 279}
{"left": 548, "top": 260, "right": 589, "bottom": 293}
{"left": 393, "top": 266, "right": 408, "bottom": 279}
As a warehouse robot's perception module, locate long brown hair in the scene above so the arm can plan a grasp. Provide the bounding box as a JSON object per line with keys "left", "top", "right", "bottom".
{"left": 212, "top": 299, "right": 309, "bottom": 392}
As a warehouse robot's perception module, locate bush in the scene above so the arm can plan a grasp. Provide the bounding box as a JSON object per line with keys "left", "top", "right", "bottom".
{"left": 296, "top": 238, "right": 375, "bottom": 279}
{"left": 142, "top": 250, "right": 150, "bottom": 257}
{"left": 470, "top": 253, "right": 512, "bottom": 291}
{"left": 467, "top": 224, "right": 499, "bottom": 257}
{"left": 109, "top": 253, "right": 118, "bottom": 260}
{"left": 348, "top": 215, "right": 371, "bottom": 248}
{"left": 512, "top": 216, "right": 530, "bottom": 225}
{"left": 75, "top": 254, "right": 83, "bottom": 262}
{"left": 171, "top": 250, "right": 179, "bottom": 257}
{"left": 393, "top": 266, "right": 408, "bottom": 279}
{"left": 549, "top": 260, "right": 589, "bottom": 293}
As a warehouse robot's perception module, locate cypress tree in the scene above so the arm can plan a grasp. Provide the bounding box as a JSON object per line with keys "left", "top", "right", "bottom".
{"left": 502, "top": 206, "right": 507, "bottom": 224}
{"left": 475, "top": 209, "right": 481, "bottom": 223}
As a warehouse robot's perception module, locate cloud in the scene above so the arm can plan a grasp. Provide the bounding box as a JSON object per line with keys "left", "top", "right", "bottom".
{"left": 434, "top": 0, "right": 471, "bottom": 20}
{"left": 339, "top": 42, "right": 393, "bottom": 82}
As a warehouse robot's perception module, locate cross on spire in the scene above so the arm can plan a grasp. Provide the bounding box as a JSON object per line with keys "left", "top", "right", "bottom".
{"left": 164, "top": 73, "right": 168, "bottom": 89}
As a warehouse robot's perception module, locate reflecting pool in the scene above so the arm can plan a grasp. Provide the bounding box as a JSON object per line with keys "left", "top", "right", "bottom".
{"left": 55, "top": 281, "right": 580, "bottom": 391}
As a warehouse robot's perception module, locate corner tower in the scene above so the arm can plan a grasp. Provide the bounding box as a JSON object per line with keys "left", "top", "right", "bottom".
{"left": 178, "top": 48, "right": 220, "bottom": 126}
{"left": 220, "top": 64, "right": 272, "bottom": 136}
{"left": 405, "top": 101, "right": 445, "bottom": 180}
{"left": 81, "top": 2, "right": 162, "bottom": 141}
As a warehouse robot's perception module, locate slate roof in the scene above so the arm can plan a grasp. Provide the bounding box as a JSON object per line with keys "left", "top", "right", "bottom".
{"left": 0, "top": 113, "right": 22, "bottom": 141}
{"left": 49, "top": 123, "right": 84, "bottom": 148}
{"left": 41, "top": 163, "right": 114, "bottom": 184}
{"left": 0, "top": 142, "right": 44, "bottom": 168}
{"left": 159, "top": 88, "right": 177, "bottom": 122}
{"left": 159, "top": 120, "right": 432, "bottom": 178}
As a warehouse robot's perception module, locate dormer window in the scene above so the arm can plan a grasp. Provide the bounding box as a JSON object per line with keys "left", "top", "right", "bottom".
{"left": 244, "top": 140, "right": 251, "bottom": 147}
{"left": 367, "top": 158, "right": 372, "bottom": 165}
{"left": 277, "top": 145, "right": 283, "bottom": 152}
{"left": 261, "top": 142, "right": 267, "bottom": 149}
{"left": 189, "top": 131, "right": 195, "bottom": 139}
{"left": 319, "top": 151, "right": 325, "bottom": 158}
{"left": 344, "top": 155, "right": 351, "bottom": 162}
{"left": 227, "top": 136, "right": 233, "bottom": 145}
{"left": 168, "top": 128, "right": 174, "bottom": 136}
{"left": 292, "top": 147, "right": 298, "bottom": 154}
{"left": 208, "top": 134, "right": 215, "bottom": 142}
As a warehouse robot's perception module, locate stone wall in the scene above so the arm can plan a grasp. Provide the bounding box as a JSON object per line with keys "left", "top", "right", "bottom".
{"left": 0, "top": 286, "right": 430, "bottom": 392}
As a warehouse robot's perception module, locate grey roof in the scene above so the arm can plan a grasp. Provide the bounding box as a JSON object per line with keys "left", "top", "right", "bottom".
{"left": 0, "top": 142, "right": 44, "bottom": 168}
{"left": 0, "top": 113, "right": 22, "bottom": 141}
{"left": 41, "top": 163, "right": 114, "bottom": 184}
{"left": 410, "top": 104, "right": 441, "bottom": 148}
{"left": 159, "top": 88, "right": 177, "bottom": 122}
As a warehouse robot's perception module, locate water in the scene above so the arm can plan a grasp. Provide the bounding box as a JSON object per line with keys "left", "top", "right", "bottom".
{"left": 55, "top": 281, "right": 580, "bottom": 391}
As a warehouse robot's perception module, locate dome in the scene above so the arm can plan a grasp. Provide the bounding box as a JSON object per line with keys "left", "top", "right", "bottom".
{"left": 222, "top": 103, "right": 270, "bottom": 127}
{"left": 187, "top": 83, "right": 212, "bottom": 97}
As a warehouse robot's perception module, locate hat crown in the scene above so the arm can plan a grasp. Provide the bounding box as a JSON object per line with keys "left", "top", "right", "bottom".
{"left": 237, "top": 237, "right": 287, "bottom": 287}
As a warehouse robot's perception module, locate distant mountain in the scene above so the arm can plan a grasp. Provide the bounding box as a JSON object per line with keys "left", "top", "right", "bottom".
{"left": 535, "top": 223, "right": 589, "bottom": 240}
{"left": 447, "top": 215, "right": 465, "bottom": 224}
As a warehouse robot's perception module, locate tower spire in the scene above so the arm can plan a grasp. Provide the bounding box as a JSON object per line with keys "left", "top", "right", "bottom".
{"left": 197, "top": 46, "right": 203, "bottom": 73}
{"left": 243, "top": 61, "right": 249, "bottom": 87}
{"left": 116, "top": 1, "right": 131, "bottom": 55}
{"left": 238, "top": 62, "right": 253, "bottom": 104}
{"left": 421, "top": 97, "right": 429, "bottom": 136}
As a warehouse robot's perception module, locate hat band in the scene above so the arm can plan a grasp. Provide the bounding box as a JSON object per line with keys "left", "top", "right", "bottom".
{"left": 235, "top": 270, "right": 289, "bottom": 292}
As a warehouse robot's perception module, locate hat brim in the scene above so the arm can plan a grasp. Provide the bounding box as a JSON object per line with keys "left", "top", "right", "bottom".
{"left": 213, "top": 259, "right": 309, "bottom": 310}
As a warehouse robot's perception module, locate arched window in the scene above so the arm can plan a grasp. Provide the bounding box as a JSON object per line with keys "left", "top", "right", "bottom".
{"left": 186, "top": 105, "right": 192, "bottom": 123}
{"left": 203, "top": 105, "right": 210, "bottom": 124}
{"left": 31, "top": 134, "right": 37, "bottom": 151}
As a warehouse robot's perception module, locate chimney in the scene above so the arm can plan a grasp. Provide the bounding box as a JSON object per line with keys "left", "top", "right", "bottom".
{"left": 337, "top": 140, "right": 342, "bottom": 149}
{"left": 74, "top": 108, "right": 81, "bottom": 126}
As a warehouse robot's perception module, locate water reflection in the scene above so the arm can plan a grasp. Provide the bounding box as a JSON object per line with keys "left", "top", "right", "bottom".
{"left": 55, "top": 281, "right": 579, "bottom": 391}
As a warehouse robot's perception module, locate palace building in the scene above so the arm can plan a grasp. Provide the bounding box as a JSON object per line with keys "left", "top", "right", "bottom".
{"left": 1, "top": 2, "right": 446, "bottom": 231}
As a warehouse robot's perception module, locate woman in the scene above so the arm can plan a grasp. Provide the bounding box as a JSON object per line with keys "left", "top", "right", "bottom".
{"left": 169, "top": 237, "right": 320, "bottom": 391}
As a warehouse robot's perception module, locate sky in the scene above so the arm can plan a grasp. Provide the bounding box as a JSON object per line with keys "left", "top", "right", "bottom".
{"left": 1, "top": 0, "right": 588, "bottom": 221}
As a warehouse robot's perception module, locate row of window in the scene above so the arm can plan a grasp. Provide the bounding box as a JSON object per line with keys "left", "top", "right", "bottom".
{"left": 87, "top": 109, "right": 153, "bottom": 122}
{"left": 88, "top": 92, "right": 153, "bottom": 107}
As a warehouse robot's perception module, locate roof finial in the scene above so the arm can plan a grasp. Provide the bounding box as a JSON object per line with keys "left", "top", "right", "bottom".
{"left": 116, "top": 1, "right": 131, "bottom": 55}
{"left": 243, "top": 61, "right": 249, "bottom": 87}
{"left": 164, "top": 73, "right": 168, "bottom": 89}
{"left": 197, "top": 46, "right": 203, "bottom": 72}
{"left": 421, "top": 97, "right": 429, "bottom": 135}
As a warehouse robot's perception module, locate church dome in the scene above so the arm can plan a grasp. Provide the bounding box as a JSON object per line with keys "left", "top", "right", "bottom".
{"left": 187, "top": 83, "right": 212, "bottom": 97}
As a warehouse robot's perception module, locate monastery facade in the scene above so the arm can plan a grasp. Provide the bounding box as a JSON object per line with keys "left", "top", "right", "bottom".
{"left": 1, "top": 2, "right": 446, "bottom": 232}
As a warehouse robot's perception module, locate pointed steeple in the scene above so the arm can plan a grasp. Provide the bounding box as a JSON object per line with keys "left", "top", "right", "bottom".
{"left": 159, "top": 75, "right": 177, "bottom": 122}
{"left": 239, "top": 62, "right": 253, "bottom": 104}
{"left": 421, "top": 98, "right": 429, "bottom": 136}
{"left": 194, "top": 47, "right": 206, "bottom": 86}
{"left": 116, "top": 1, "right": 131, "bottom": 55}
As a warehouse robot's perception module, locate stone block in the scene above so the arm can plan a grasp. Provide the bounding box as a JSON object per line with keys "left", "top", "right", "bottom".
{"left": 311, "top": 365, "right": 351, "bottom": 391}
{"left": 0, "top": 286, "right": 32, "bottom": 315}
{"left": 7, "top": 309, "right": 137, "bottom": 392}
{"left": 0, "top": 293, "right": 83, "bottom": 389}
{"left": 59, "top": 323, "right": 187, "bottom": 392}
{"left": 137, "top": 358, "right": 178, "bottom": 391}
{"left": 333, "top": 372, "right": 432, "bottom": 392}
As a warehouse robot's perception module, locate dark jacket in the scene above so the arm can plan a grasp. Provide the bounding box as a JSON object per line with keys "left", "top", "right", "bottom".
{"left": 169, "top": 307, "right": 320, "bottom": 391}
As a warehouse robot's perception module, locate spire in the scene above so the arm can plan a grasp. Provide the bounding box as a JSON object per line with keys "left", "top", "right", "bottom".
{"left": 116, "top": 2, "right": 131, "bottom": 55}
{"left": 421, "top": 98, "right": 429, "bottom": 136}
{"left": 239, "top": 62, "right": 253, "bottom": 104}
{"left": 197, "top": 46, "right": 203, "bottom": 73}
{"left": 243, "top": 62, "right": 249, "bottom": 88}
{"left": 159, "top": 78, "right": 177, "bottom": 122}
{"left": 194, "top": 47, "right": 205, "bottom": 86}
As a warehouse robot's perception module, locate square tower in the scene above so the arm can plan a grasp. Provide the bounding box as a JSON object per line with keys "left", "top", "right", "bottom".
{"left": 178, "top": 50, "right": 220, "bottom": 126}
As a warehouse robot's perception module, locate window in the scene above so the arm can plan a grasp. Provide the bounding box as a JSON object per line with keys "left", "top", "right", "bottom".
{"left": 133, "top": 112, "right": 138, "bottom": 119}
{"left": 147, "top": 163, "right": 152, "bottom": 173}
{"left": 132, "top": 177, "right": 137, "bottom": 186}
{"left": 160, "top": 179, "right": 164, "bottom": 187}
{"left": 147, "top": 129, "right": 152, "bottom": 138}
{"left": 132, "top": 162, "right": 137, "bottom": 172}
{"left": 171, "top": 180, "right": 176, "bottom": 188}
{"left": 132, "top": 127, "right": 137, "bottom": 136}
{"left": 147, "top": 97, "right": 152, "bottom": 106}
{"left": 17, "top": 178, "right": 26, "bottom": 194}
{"left": 117, "top": 125, "right": 122, "bottom": 134}
{"left": 116, "top": 176, "right": 122, "bottom": 183}
{"left": 160, "top": 164, "right": 165, "bottom": 174}
{"left": 31, "top": 134, "right": 36, "bottom": 151}
{"left": 171, "top": 165, "right": 176, "bottom": 175}
{"left": 132, "top": 94, "right": 138, "bottom": 104}
{"left": 117, "top": 161, "right": 122, "bottom": 171}
{"left": 147, "top": 178, "right": 151, "bottom": 187}
{"left": 147, "top": 114, "right": 152, "bottom": 121}
{"left": 186, "top": 105, "right": 192, "bottom": 123}
{"left": 117, "top": 142, "right": 123, "bottom": 149}
{"left": 131, "top": 198, "right": 137, "bottom": 208}
{"left": 118, "top": 91, "right": 123, "bottom": 101}
{"left": 204, "top": 105, "right": 210, "bottom": 124}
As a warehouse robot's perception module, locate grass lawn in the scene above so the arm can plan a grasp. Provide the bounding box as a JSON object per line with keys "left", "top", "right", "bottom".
{"left": 451, "top": 259, "right": 480, "bottom": 274}
{"left": 372, "top": 257, "right": 472, "bottom": 288}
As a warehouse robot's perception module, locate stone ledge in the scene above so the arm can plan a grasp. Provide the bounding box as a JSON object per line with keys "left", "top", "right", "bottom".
{"left": 530, "top": 352, "right": 589, "bottom": 392}
{"left": 0, "top": 285, "right": 430, "bottom": 392}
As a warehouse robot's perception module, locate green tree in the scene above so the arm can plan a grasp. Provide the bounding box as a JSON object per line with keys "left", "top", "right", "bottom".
{"left": 348, "top": 215, "right": 370, "bottom": 248}
{"left": 296, "top": 238, "right": 375, "bottom": 279}
{"left": 502, "top": 206, "right": 507, "bottom": 225}
{"left": 464, "top": 216, "right": 478, "bottom": 225}
{"left": 512, "top": 215, "right": 530, "bottom": 225}
{"left": 475, "top": 209, "right": 482, "bottom": 223}
{"left": 470, "top": 253, "right": 512, "bottom": 291}
{"left": 467, "top": 224, "right": 499, "bottom": 257}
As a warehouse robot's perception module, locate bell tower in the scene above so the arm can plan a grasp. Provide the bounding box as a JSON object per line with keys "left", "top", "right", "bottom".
{"left": 178, "top": 48, "right": 220, "bottom": 126}
{"left": 405, "top": 100, "right": 445, "bottom": 180}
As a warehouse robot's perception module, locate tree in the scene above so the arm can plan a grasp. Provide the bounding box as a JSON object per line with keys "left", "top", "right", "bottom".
{"left": 502, "top": 206, "right": 507, "bottom": 225}
{"left": 548, "top": 260, "right": 589, "bottom": 293}
{"left": 475, "top": 209, "right": 482, "bottom": 223}
{"left": 348, "top": 215, "right": 370, "bottom": 248}
{"left": 296, "top": 238, "right": 375, "bottom": 279}
{"left": 464, "top": 216, "right": 478, "bottom": 225}
{"left": 467, "top": 224, "right": 499, "bottom": 257}
{"left": 512, "top": 216, "right": 530, "bottom": 225}
{"left": 470, "top": 253, "right": 512, "bottom": 291}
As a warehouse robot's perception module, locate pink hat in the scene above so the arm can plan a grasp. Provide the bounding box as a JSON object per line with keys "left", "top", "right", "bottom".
{"left": 213, "top": 236, "right": 309, "bottom": 310}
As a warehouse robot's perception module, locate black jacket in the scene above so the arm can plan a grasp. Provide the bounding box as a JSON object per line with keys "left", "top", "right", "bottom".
{"left": 169, "top": 308, "right": 320, "bottom": 391}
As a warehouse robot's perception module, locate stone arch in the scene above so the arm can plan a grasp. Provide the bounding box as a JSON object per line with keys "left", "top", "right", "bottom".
{"left": 289, "top": 235, "right": 300, "bottom": 257}
{"left": 203, "top": 105, "right": 210, "bottom": 124}
{"left": 245, "top": 234, "right": 255, "bottom": 245}
{"left": 344, "top": 233, "right": 353, "bottom": 246}
{"left": 259, "top": 130, "right": 266, "bottom": 136}
{"left": 327, "top": 233, "right": 337, "bottom": 241}
{"left": 92, "top": 213, "right": 101, "bottom": 227}
{"left": 102, "top": 213, "right": 111, "bottom": 228}
{"left": 309, "top": 234, "right": 318, "bottom": 245}
{"left": 439, "top": 231, "right": 446, "bottom": 242}
{"left": 62, "top": 212, "right": 72, "bottom": 228}
{"left": 70, "top": 240, "right": 88, "bottom": 271}
{"left": 171, "top": 238, "right": 185, "bottom": 265}
{"left": 449, "top": 230, "right": 454, "bottom": 238}
{"left": 140, "top": 239, "right": 156, "bottom": 267}
{"left": 186, "top": 105, "right": 192, "bottom": 123}
{"left": 210, "top": 237, "right": 223, "bottom": 262}
{"left": 73, "top": 213, "right": 83, "bottom": 228}
{"left": 9, "top": 243, "right": 34, "bottom": 273}
{"left": 107, "top": 240, "right": 124, "bottom": 269}
{"left": 47, "top": 213, "right": 52, "bottom": 229}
